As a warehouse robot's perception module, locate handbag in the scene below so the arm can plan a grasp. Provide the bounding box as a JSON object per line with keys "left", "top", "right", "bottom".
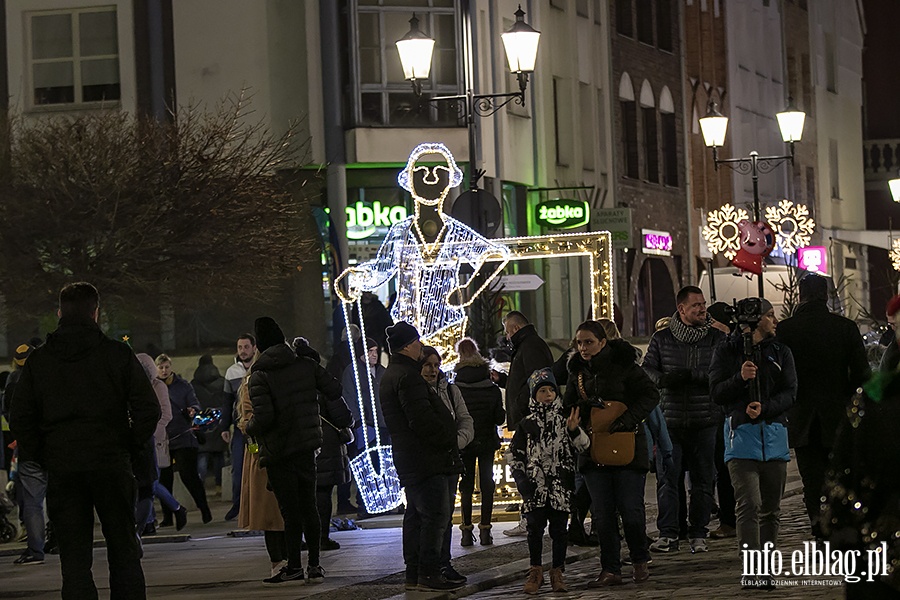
{"left": 578, "top": 373, "right": 636, "bottom": 466}
{"left": 321, "top": 415, "right": 355, "bottom": 445}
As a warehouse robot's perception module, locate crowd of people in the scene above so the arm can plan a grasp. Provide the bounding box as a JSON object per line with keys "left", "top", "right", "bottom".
{"left": 1, "top": 277, "right": 898, "bottom": 598}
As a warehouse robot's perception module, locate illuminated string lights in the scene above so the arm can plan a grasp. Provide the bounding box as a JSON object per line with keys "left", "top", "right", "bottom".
{"left": 703, "top": 203, "right": 749, "bottom": 260}
{"left": 891, "top": 239, "right": 900, "bottom": 272}
{"left": 764, "top": 199, "right": 815, "bottom": 255}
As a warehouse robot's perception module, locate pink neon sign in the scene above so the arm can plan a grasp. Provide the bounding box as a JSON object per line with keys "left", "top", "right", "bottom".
{"left": 798, "top": 246, "right": 827, "bottom": 274}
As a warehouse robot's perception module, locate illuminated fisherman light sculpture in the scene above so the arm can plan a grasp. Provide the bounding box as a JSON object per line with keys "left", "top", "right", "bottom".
{"left": 336, "top": 142, "right": 510, "bottom": 363}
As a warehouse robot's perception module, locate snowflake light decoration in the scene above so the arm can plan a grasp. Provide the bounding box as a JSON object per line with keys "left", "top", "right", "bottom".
{"left": 891, "top": 238, "right": 900, "bottom": 272}
{"left": 764, "top": 199, "right": 816, "bottom": 255}
{"left": 703, "top": 204, "right": 748, "bottom": 259}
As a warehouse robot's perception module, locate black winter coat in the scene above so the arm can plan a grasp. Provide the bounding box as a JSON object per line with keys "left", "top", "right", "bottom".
{"left": 505, "top": 324, "right": 553, "bottom": 431}
{"left": 642, "top": 323, "right": 726, "bottom": 430}
{"left": 453, "top": 356, "right": 505, "bottom": 453}
{"left": 192, "top": 362, "right": 227, "bottom": 453}
{"left": 776, "top": 300, "right": 870, "bottom": 448}
{"left": 564, "top": 339, "right": 660, "bottom": 472}
{"left": 247, "top": 343, "right": 343, "bottom": 468}
{"left": 380, "top": 352, "right": 458, "bottom": 486}
{"left": 9, "top": 317, "right": 160, "bottom": 472}
{"left": 164, "top": 374, "right": 200, "bottom": 451}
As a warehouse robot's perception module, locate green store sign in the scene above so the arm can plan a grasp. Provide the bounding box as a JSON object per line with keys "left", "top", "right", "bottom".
{"left": 346, "top": 201, "right": 408, "bottom": 240}
{"left": 535, "top": 199, "right": 590, "bottom": 229}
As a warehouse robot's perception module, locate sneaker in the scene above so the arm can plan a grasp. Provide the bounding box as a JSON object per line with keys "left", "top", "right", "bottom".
{"left": 503, "top": 518, "right": 528, "bottom": 537}
{"left": 13, "top": 553, "right": 44, "bottom": 566}
{"left": 650, "top": 536, "right": 680, "bottom": 553}
{"left": 224, "top": 506, "right": 239, "bottom": 522}
{"left": 141, "top": 522, "right": 157, "bottom": 536}
{"left": 709, "top": 524, "right": 736, "bottom": 539}
{"left": 321, "top": 537, "right": 341, "bottom": 551}
{"left": 306, "top": 564, "right": 325, "bottom": 583}
{"left": 270, "top": 561, "right": 287, "bottom": 577}
{"left": 175, "top": 506, "right": 188, "bottom": 531}
{"left": 418, "top": 571, "right": 464, "bottom": 591}
{"left": 441, "top": 565, "right": 467, "bottom": 585}
{"left": 263, "top": 566, "right": 304, "bottom": 585}
{"left": 690, "top": 537, "right": 708, "bottom": 553}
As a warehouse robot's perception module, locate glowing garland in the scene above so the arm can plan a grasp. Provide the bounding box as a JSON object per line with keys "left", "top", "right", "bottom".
{"left": 891, "top": 239, "right": 900, "bottom": 272}
{"left": 703, "top": 203, "right": 748, "bottom": 260}
{"left": 764, "top": 199, "right": 815, "bottom": 255}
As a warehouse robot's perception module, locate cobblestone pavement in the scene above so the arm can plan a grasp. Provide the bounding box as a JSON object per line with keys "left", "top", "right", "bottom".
{"left": 462, "top": 493, "right": 844, "bottom": 600}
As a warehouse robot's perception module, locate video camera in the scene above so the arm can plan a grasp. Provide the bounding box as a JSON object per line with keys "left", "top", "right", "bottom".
{"left": 720, "top": 297, "right": 763, "bottom": 330}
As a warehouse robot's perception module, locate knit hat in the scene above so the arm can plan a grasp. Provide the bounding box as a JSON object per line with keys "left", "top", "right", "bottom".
{"left": 799, "top": 274, "right": 828, "bottom": 303}
{"left": 421, "top": 345, "right": 441, "bottom": 363}
{"left": 528, "top": 367, "right": 559, "bottom": 399}
{"left": 365, "top": 337, "right": 378, "bottom": 350}
{"left": 13, "top": 343, "right": 33, "bottom": 367}
{"left": 760, "top": 298, "right": 774, "bottom": 315}
{"left": 254, "top": 317, "right": 286, "bottom": 352}
{"left": 386, "top": 321, "right": 419, "bottom": 354}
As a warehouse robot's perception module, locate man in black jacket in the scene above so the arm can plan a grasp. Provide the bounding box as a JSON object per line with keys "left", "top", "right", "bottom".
{"left": 247, "top": 317, "right": 350, "bottom": 585}
{"left": 643, "top": 286, "right": 725, "bottom": 554}
{"left": 776, "top": 274, "right": 869, "bottom": 539}
{"left": 380, "top": 321, "right": 462, "bottom": 591}
{"left": 9, "top": 282, "right": 160, "bottom": 600}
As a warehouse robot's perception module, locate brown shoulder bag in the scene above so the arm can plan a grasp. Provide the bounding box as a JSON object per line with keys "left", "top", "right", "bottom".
{"left": 578, "top": 373, "right": 636, "bottom": 466}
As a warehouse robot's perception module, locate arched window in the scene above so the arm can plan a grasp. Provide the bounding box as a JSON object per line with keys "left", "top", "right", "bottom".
{"left": 641, "top": 80, "right": 658, "bottom": 183}
{"left": 660, "top": 86, "right": 678, "bottom": 186}
{"left": 620, "top": 73, "right": 639, "bottom": 178}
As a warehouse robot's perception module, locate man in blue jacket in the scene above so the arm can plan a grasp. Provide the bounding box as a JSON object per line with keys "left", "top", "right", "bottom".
{"left": 710, "top": 298, "right": 796, "bottom": 587}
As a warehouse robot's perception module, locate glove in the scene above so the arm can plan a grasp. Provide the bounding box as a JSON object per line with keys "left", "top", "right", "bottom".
{"left": 516, "top": 479, "right": 537, "bottom": 501}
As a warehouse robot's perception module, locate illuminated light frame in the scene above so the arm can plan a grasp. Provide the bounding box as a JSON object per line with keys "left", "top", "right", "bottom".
{"left": 764, "top": 199, "right": 816, "bottom": 255}
{"left": 703, "top": 203, "right": 749, "bottom": 260}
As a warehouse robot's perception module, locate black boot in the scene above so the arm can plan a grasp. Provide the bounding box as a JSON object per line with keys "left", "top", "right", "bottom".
{"left": 418, "top": 567, "right": 465, "bottom": 591}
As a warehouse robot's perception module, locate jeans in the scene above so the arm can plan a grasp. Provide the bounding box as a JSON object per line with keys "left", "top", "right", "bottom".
{"left": 197, "top": 451, "right": 224, "bottom": 486}
{"left": 159, "top": 447, "right": 209, "bottom": 521}
{"left": 266, "top": 453, "right": 320, "bottom": 570}
{"left": 728, "top": 459, "right": 787, "bottom": 552}
{"left": 714, "top": 424, "right": 736, "bottom": 528}
{"left": 229, "top": 429, "right": 245, "bottom": 514}
{"left": 657, "top": 426, "right": 716, "bottom": 539}
{"left": 584, "top": 468, "right": 649, "bottom": 575}
{"left": 47, "top": 468, "right": 146, "bottom": 600}
{"left": 403, "top": 474, "right": 451, "bottom": 576}
{"left": 526, "top": 506, "right": 568, "bottom": 568}
{"left": 794, "top": 423, "right": 829, "bottom": 535}
{"left": 440, "top": 474, "right": 460, "bottom": 568}
{"left": 18, "top": 460, "right": 47, "bottom": 559}
{"left": 459, "top": 447, "right": 495, "bottom": 526}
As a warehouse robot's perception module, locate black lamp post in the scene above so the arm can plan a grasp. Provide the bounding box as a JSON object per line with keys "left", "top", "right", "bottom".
{"left": 699, "top": 98, "right": 806, "bottom": 297}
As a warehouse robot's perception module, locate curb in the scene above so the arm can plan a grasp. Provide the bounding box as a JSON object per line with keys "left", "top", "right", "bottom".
{"left": 0, "top": 533, "right": 190, "bottom": 558}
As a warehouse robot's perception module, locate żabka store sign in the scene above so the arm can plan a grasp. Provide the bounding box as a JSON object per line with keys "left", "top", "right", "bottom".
{"left": 535, "top": 199, "right": 589, "bottom": 229}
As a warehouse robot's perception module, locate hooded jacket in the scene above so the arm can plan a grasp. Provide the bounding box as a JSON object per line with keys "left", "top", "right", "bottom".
{"left": 564, "top": 339, "right": 659, "bottom": 472}
{"left": 192, "top": 358, "right": 227, "bottom": 453}
{"left": 137, "top": 353, "right": 172, "bottom": 467}
{"left": 453, "top": 355, "right": 505, "bottom": 452}
{"left": 642, "top": 317, "right": 726, "bottom": 430}
{"left": 380, "top": 352, "right": 458, "bottom": 486}
{"left": 433, "top": 375, "right": 474, "bottom": 451}
{"left": 505, "top": 324, "right": 553, "bottom": 431}
{"left": 709, "top": 333, "right": 796, "bottom": 462}
{"left": 9, "top": 316, "right": 160, "bottom": 472}
{"left": 247, "top": 343, "right": 343, "bottom": 467}
{"left": 163, "top": 373, "right": 200, "bottom": 451}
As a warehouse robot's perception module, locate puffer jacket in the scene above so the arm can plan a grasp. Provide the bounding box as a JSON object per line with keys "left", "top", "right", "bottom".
{"left": 247, "top": 343, "right": 342, "bottom": 468}
{"left": 434, "top": 376, "right": 474, "bottom": 451}
{"left": 509, "top": 393, "right": 589, "bottom": 513}
{"left": 505, "top": 324, "right": 553, "bottom": 431}
{"left": 380, "top": 352, "right": 458, "bottom": 486}
{"left": 564, "top": 339, "right": 659, "bottom": 472}
{"left": 191, "top": 359, "right": 227, "bottom": 453}
{"left": 709, "top": 333, "right": 796, "bottom": 463}
{"left": 453, "top": 356, "right": 505, "bottom": 452}
{"left": 642, "top": 319, "right": 726, "bottom": 430}
{"left": 164, "top": 374, "right": 201, "bottom": 451}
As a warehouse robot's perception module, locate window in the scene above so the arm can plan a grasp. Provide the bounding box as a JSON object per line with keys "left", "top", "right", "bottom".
{"left": 643, "top": 107, "right": 658, "bottom": 182}
{"left": 620, "top": 74, "right": 638, "bottom": 178}
{"left": 824, "top": 32, "right": 836, "bottom": 93}
{"left": 576, "top": 0, "right": 590, "bottom": 18}
{"left": 29, "top": 7, "right": 120, "bottom": 107}
{"left": 616, "top": 0, "right": 633, "bottom": 37}
{"left": 553, "top": 78, "right": 573, "bottom": 167}
{"left": 660, "top": 87, "right": 677, "bottom": 186}
{"left": 657, "top": 0, "right": 672, "bottom": 52}
{"left": 829, "top": 139, "right": 840, "bottom": 199}
{"left": 354, "top": 1, "right": 458, "bottom": 126}
{"left": 579, "top": 83, "right": 594, "bottom": 169}
{"left": 636, "top": 0, "right": 653, "bottom": 45}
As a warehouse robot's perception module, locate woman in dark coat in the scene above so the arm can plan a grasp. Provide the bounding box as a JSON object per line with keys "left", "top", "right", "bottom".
{"left": 156, "top": 354, "right": 212, "bottom": 525}
{"left": 452, "top": 337, "right": 504, "bottom": 546}
{"left": 564, "top": 321, "right": 659, "bottom": 588}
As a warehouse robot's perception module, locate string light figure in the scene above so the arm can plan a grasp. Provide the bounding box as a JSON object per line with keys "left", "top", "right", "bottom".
{"left": 891, "top": 239, "right": 900, "bottom": 272}
{"left": 703, "top": 203, "right": 748, "bottom": 260}
{"left": 764, "top": 199, "right": 815, "bottom": 255}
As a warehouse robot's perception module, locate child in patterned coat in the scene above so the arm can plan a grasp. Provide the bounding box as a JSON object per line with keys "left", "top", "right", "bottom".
{"left": 510, "top": 368, "right": 590, "bottom": 594}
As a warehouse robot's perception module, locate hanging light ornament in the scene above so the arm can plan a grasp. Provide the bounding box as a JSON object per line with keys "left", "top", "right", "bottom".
{"left": 764, "top": 199, "right": 816, "bottom": 255}
{"left": 703, "top": 203, "right": 749, "bottom": 260}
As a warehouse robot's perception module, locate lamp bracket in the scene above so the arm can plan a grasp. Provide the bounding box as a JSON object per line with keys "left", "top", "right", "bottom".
{"left": 713, "top": 153, "right": 795, "bottom": 176}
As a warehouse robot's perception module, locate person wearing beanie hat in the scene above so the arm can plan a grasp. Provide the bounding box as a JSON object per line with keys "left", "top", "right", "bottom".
{"left": 710, "top": 298, "right": 798, "bottom": 585}
{"left": 247, "top": 317, "right": 353, "bottom": 584}
{"left": 379, "top": 322, "right": 462, "bottom": 591}
{"left": 778, "top": 278, "right": 869, "bottom": 541}
{"left": 510, "top": 367, "right": 588, "bottom": 593}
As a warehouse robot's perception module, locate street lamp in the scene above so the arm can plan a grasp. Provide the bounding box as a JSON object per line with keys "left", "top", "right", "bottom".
{"left": 889, "top": 171, "right": 900, "bottom": 202}
{"left": 699, "top": 98, "right": 806, "bottom": 296}
{"left": 396, "top": 5, "right": 540, "bottom": 190}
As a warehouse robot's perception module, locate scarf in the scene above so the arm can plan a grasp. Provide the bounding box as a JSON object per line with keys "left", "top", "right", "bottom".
{"left": 668, "top": 312, "right": 711, "bottom": 344}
